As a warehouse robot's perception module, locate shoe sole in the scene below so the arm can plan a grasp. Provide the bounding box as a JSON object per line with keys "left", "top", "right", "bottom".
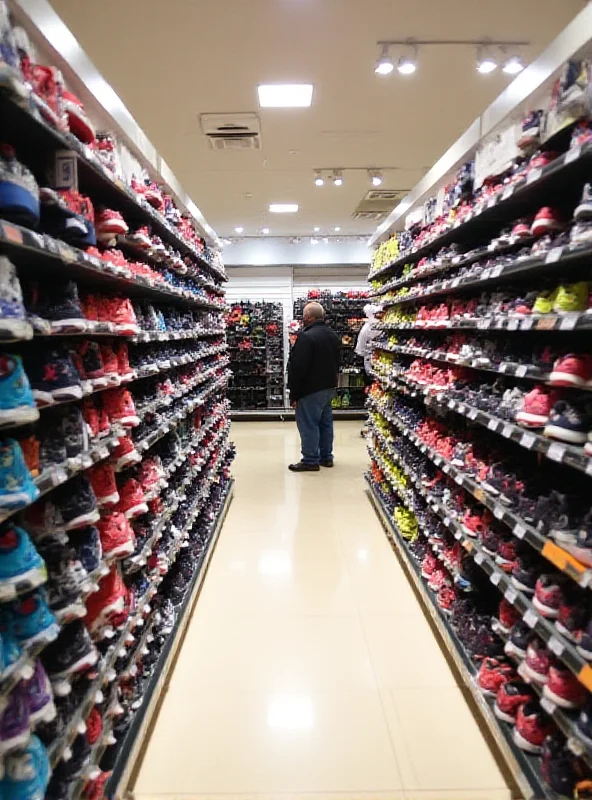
{"left": 513, "top": 727, "right": 543, "bottom": 754}
{"left": 515, "top": 412, "right": 548, "bottom": 427}
{"left": 20, "top": 621, "right": 60, "bottom": 647}
{"left": 97, "top": 492, "right": 120, "bottom": 507}
{"left": 64, "top": 510, "right": 101, "bottom": 531}
{"left": 0, "top": 318, "right": 33, "bottom": 341}
{"left": 54, "top": 601, "right": 87, "bottom": 623}
{"left": 0, "top": 405, "right": 39, "bottom": 427}
{"left": 543, "top": 683, "right": 581, "bottom": 709}
{"left": 103, "top": 541, "right": 135, "bottom": 559}
{"left": 114, "top": 452, "right": 141, "bottom": 471}
{"left": 543, "top": 424, "right": 587, "bottom": 445}
{"left": 0, "top": 489, "right": 38, "bottom": 509}
{"left": 504, "top": 640, "right": 527, "bottom": 659}
{"left": 124, "top": 503, "right": 149, "bottom": 519}
{"left": 549, "top": 371, "right": 587, "bottom": 387}
{"left": 117, "top": 415, "right": 140, "bottom": 427}
{"left": 29, "top": 699, "right": 56, "bottom": 724}
{"left": 52, "top": 385, "right": 83, "bottom": 402}
{"left": 115, "top": 324, "right": 140, "bottom": 335}
{"left": 520, "top": 659, "right": 549, "bottom": 684}
{"left": 0, "top": 729, "right": 31, "bottom": 755}
{"left": 48, "top": 649, "right": 99, "bottom": 679}
{"left": 0, "top": 564, "right": 47, "bottom": 601}
{"left": 510, "top": 576, "right": 535, "bottom": 594}
{"left": 50, "top": 319, "right": 88, "bottom": 333}
{"left": 493, "top": 702, "right": 517, "bottom": 725}
{"left": 531, "top": 595, "right": 560, "bottom": 618}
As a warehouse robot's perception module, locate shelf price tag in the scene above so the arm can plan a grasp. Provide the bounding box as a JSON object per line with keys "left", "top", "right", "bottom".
{"left": 548, "top": 636, "right": 565, "bottom": 656}
{"left": 515, "top": 365, "right": 528, "bottom": 377}
{"left": 545, "top": 247, "right": 563, "bottom": 264}
{"left": 523, "top": 608, "right": 538, "bottom": 628}
{"left": 513, "top": 523, "right": 526, "bottom": 539}
{"left": 565, "top": 145, "right": 581, "bottom": 164}
{"left": 502, "top": 424, "right": 514, "bottom": 438}
{"left": 521, "top": 432, "right": 536, "bottom": 449}
{"left": 520, "top": 317, "right": 534, "bottom": 330}
{"left": 487, "top": 196, "right": 497, "bottom": 209}
{"left": 504, "top": 587, "right": 518, "bottom": 604}
{"left": 490, "top": 571, "right": 502, "bottom": 586}
{"left": 560, "top": 315, "right": 579, "bottom": 331}
{"left": 547, "top": 443, "right": 566, "bottom": 462}
{"left": 508, "top": 318, "right": 519, "bottom": 331}
{"left": 468, "top": 408, "right": 478, "bottom": 420}
{"left": 540, "top": 697, "right": 556, "bottom": 715}
{"left": 493, "top": 505, "right": 504, "bottom": 520}
{"left": 491, "top": 265, "right": 504, "bottom": 278}
{"left": 527, "top": 167, "right": 542, "bottom": 184}
{"left": 487, "top": 419, "right": 499, "bottom": 431}
{"left": 502, "top": 184, "right": 514, "bottom": 199}
{"left": 474, "top": 551, "right": 484, "bottom": 565}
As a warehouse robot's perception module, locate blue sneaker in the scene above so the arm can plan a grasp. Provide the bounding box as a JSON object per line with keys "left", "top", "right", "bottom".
{"left": 0, "top": 523, "right": 46, "bottom": 600}
{"left": 0, "top": 355, "right": 38, "bottom": 427}
{"left": 68, "top": 526, "right": 101, "bottom": 574}
{"left": 0, "top": 144, "right": 40, "bottom": 228}
{"left": 0, "top": 439, "right": 39, "bottom": 510}
{"left": 544, "top": 400, "right": 589, "bottom": 445}
{"left": 1, "top": 734, "right": 50, "bottom": 800}
{"left": 27, "top": 348, "right": 82, "bottom": 405}
{"left": 4, "top": 590, "right": 59, "bottom": 645}
{"left": 0, "top": 258, "right": 32, "bottom": 342}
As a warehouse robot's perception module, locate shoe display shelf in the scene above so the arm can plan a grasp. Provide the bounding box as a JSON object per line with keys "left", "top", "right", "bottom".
{"left": 0, "top": 4, "right": 235, "bottom": 798}
{"left": 293, "top": 291, "right": 367, "bottom": 410}
{"left": 365, "top": 47, "right": 592, "bottom": 797}
{"left": 227, "top": 301, "right": 285, "bottom": 411}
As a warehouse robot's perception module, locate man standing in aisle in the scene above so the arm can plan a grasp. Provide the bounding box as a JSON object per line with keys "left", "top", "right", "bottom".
{"left": 287, "top": 302, "right": 340, "bottom": 472}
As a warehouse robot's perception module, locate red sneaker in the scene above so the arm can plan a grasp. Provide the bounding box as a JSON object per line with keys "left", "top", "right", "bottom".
{"left": 550, "top": 354, "right": 592, "bottom": 388}
{"left": 81, "top": 295, "right": 101, "bottom": 321}
{"left": 88, "top": 462, "right": 119, "bottom": 507}
{"left": 543, "top": 665, "right": 587, "bottom": 709}
{"left": 102, "top": 388, "right": 140, "bottom": 427}
{"left": 462, "top": 508, "right": 492, "bottom": 538}
{"left": 137, "top": 457, "right": 164, "bottom": 490}
{"left": 83, "top": 398, "right": 100, "bottom": 439}
{"left": 86, "top": 707, "right": 103, "bottom": 745}
{"left": 516, "top": 385, "right": 559, "bottom": 428}
{"left": 531, "top": 207, "right": 562, "bottom": 237}
{"left": 494, "top": 680, "right": 534, "bottom": 724}
{"left": 98, "top": 404, "right": 111, "bottom": 438}
{"left": 84, "top": 770, "right": 112, "bottom": 800}
{"left": 521, "top": 639, "right": 552, "bottom": 684}
{"left": 85, "top": 565, "right": 128, "bottom": 631}
{"left": 115, "top": 478, "right": 148, "bottom": 519}
{"left": 421, "top": 552, "right": 438, "bottom": 578}
{"left": 496, "top": 538, "right": 518, "bottom": 571}
{"left": 63, "top": 91, "right": 96, "bottom": 144}
{"left": 496, "top": 598, "right": 521, "bottom": 634}
{"left": 99, "top": 345, "right": 121, "bottom": 385}
{"left": 513, "top": 701, "right": 555, "bottom": 753}
{"left": 436, "top": 584, "right": 455, "bottom": 613}
{"left": 114, "top": 342, "right": 134, "bottom": 381}
{"left": 105, "top": 297, "right": 139, "bottom": 335}
{"left": 110, "top": 436, "right": 141, "bottom": 471}
{"left": 97, "top": 512, "right": 135, "bottom": 558}
{"left": 96, "top": 209, "right": 129, "bottom": 240}
{"left": 532, "top": 575, "right": 564, "bottom": 619}
{"left": 477, "top": 658, "right": 515, "bottom": 697}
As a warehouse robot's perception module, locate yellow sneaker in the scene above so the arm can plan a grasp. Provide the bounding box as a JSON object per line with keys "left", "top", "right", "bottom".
{"left": 553, "top": 281, "right": 589, "bottom": 314}
{"left": 533, "top": 288, "right": 559, "bottom": 315}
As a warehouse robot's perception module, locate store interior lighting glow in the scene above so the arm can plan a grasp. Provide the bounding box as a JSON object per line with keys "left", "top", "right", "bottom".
{"left": 375, "top": 46, "right": 394, "bottom": 75}
{"left": 333, "top": 171, "right": 343, "bottom": 186}
{"left": 269, "top": 204, "right": 299, "bottom": 213}
{"left": 503, "top": 56, "right": 524, "bottom": 75}
{"left": 235, "top": 226, "right": 244, "bottom": 234}
{"left": 313, "top": 227, "right": 320, "bottom": 232}
{"left": 310, "top": 237, "right": 319, "bottom": 245}
{"left": 257, "top": 83, "right": 313, "bottom": 108}
{"left": 397, "top": 56, "right": 417, "bottom": 75}
{"left": 261, "top": 228, "right": 270, "bottom": 234}
{"left": 334, "top": 227, "right": 341, "bottom": 232}
{"left": 477, "top": 47, "right": 497, "bottom": 73}
{"left": 369, "top": 170, "right": 383, "bottom": 187}
{"left": 314, "top": 171, "right": 324, "bottom": 187}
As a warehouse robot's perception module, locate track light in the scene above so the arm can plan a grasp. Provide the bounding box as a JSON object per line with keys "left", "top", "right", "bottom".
{"left": 369, "top": 170, "right": 383, "bottom": 187}
{"left": 375, "top": 45, "right": 394, "bottom": 75}
{"left": 477, "top": 46, "right": 497, "bottom": 73}
{"left": 314, "top": 171, "right": 324, "bottom": 187}
{"left": 503, "top": 56, "right": 524, "bottom": 75}
{"left": 333, "top": 171, "right": 343, "bottom": 187}
{"left": 397, "top": 56, "right": 417, "bottom": 75}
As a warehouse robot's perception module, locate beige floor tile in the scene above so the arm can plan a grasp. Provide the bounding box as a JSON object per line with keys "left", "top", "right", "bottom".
{"left": 381, "top": 688, "right": 508, "bottom": 792}
{"left": 402, "top": 791, "right": 511, "bottom": 800}
{"left": 135, "top": 689, "right": 403, "bottom": 795}
{"left": 138, "top": 794, "right": 403, "bottom": 800}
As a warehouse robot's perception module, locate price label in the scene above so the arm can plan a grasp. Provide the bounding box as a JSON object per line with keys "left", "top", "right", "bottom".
{"left": 475, "top": 551, "right": 484, "bottom": 565}
{"left": 494, "top": 505, "right": 504, "bottom": 520}
{"left": 481, "top": 269, "right": 491, "bottom": 281}
{"left": 545, "top": 247, "right": 563, "bottom": 264}
{"left": 468, "top": 408, "right": 478, "bottom": 420}
{"left": 490, "top": 571, "right": 502, "bottom": 585}
{"left": 540, "top": 696, "right": 556, "bottom": 715}
{"left": 487, "top": 419, "right": 499, "bottom": 431}
{"left": 454, "top": 474, "right": 464, "bottom": 486}
{"left": 451, "top": 278, "right": 461, "bottom": 287}
{"left": 560, "top": 315, "right": 579, "bottom": 331}
{"left": 523, "top": 608, "right": 538, "bottom": 628}
{"left": 504, "top": 587, "right": 518, "bottom": 604}
{"left": 491, "top": 265, "right": 504, "bottom": 278}
{"left": 547, "top": 443, "right": 566, "bottom": 462}
{"left": 499, "top": 363, "right": 508, "bottom": 373}
{"left": 520, "top": 317, "right": 534, "bottom": 330}
{"left": 527, "top": 167, "right": 542, "bottom": 184}
{"left": 565, "top": 145, "right": 581, "bottom": 164}
{"left": 502, "top": 184, "right": 514, "bottom": 200}
{"left": 443, "top": 463, "right": 450, "bottom": 473}
{"left": 521, "top": 432, "right": 536, "bottom": 449}
{"left": 477, "top": 318, "right": 491, "bottom": 329}
{"left": 516, "top": 365, "right": 528, "bottom": 377}
{"left": 502, "top": 424, "right": 513, "bottom": 438}
{"left": 508, "top": 319, "right": 519, "bottom": 331}
{"left": 548, "top": 636, "right": 565, "bottom": 656}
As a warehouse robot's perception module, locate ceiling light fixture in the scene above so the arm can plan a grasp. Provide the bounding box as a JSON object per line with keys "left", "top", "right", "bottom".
{"left": 269, "top": 203, "right": 299, "bottom": 213}
{"left": 374, "top": 45, "right": 394, "bottom": 75}
{"left": 503, "top": 55, "right": 524, "bottom": 75}
{"left": 476, "top": 46, "right": 497, "bottom": 73}
{"left": 397, "top": 56, "right": 417, "bottom": 75}
{"left": 369, "top": 170, "right": 383, "bottom": 187}
{"left": 261, "top": 227, "right": 270, "bottom": 234}
{"left": 333, "top": 171, "right": 343, "bottom": 187}
{"left": 313, "top": 227, "right": 320, "bottom": 232}
{"left": 257, "top": 83, "right": 314, "bottom": 108}
{"left": 235, "top": 227, "right": 244, "bottom": 234}
{"left": 314, "top": 171, "right": 324, "bottom": 187}
{"left": 334, "top": 226, "right": 341, "bottom": 232}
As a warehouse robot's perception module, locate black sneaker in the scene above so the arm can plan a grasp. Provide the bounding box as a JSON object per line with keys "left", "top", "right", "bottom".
{"left": 52, "top": 731, "right": 91, "bottom": 781}
{"left": 45, "top": 281, "right": 87, "bottom": 333}
{"left": 68, "top": 526, "right": 102, "bottom": 574}
{"left": 504, "top": 620, "right": 532, "bottom": 659}
{"left": 27, "top": 348, "right": 83, "bottom": 405}
{"left": 39, "top": 422, "right": 68, "bottom": 470}
{"left": 41, "top": 620, "right": 98, "bottom": 679}
{"left": 59, "top": 406, "right": 90, "bottom": 467}
{"left": 54, "top": 474, "right": 99, "bottom": 530}
{"left": 36, "top": 540, "right": 88, "bottom": 620}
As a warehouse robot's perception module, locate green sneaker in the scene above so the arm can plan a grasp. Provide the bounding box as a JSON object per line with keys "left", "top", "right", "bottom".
{"left": 553, "top": 281, "right": 589, "bottom": 314}
{"left": 532, "top": 288, "right": 559, "bottom": 315}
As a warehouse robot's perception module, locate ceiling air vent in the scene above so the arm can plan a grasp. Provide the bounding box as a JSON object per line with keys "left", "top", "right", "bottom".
{"left": 352, "top": 188, "right": 407, "bottom": 221}
{"left": 199, "top": 112, "right": 262, "bottom": 151}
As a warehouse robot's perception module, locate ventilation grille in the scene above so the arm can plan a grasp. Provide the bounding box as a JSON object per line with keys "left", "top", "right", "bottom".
{"left": 199, "top": 112, "right": 262, "bottom": 151}
{"left": 352, "top": 188, "right": 406, "bottom": 222}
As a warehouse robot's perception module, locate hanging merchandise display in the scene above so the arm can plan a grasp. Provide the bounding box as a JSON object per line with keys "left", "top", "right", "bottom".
{"left": 365, "top": 51, "right": 592, "bottom": 800}
{"left": 292, "top": 290, "right": 367, "bottom": 409}
{"left": 226, "top": 301, "right": 285, "bottom": 410}
{"left": 0, "top": 3, "right": 235, "bottom": 799}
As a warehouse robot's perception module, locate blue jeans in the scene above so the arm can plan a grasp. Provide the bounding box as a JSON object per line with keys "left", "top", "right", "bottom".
{"left": 295, "top": 389, "right": 335, "bottom": 465}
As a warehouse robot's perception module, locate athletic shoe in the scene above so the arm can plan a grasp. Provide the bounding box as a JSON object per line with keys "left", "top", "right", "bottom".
{"left": 76, "top": 341, "right": 108, "bottom": 387}
{"left": 38, "top": 424, "right": 67, "bottom": 472}
{"left": 494, "top": 680, "right": 533, "bottom": 725}
{"left": 576, "top": 619, "right": 592, "bottom": 661}
{"left": 541, "top": 733, "right": 582, "bottom": 797}
{"left": 105, "top": 297, "right": 139, "bottom": 335}
{"left": 550, "top": 354, "right": 592, "bottom": 388}
{"left": 0, "top": 626, "right": 25, "bottom": 681}
{"left": 59, "top": 406, "right": 90, "bottom": 467}
{"left": 102, "top": 388, "right": 140, "bottom": 427}
{"left": 553, "top": 282, "right": 589, "bottom": 314}
{"left": 0, "top": 523, "right": 46, "bottom": 599}
{"left": 16, "top": 434, "right": 40, "bottom": 479}
{"left": 504, "top": 621, "right": 532, "bottom": 659}
{"left": 575, "top": 183, "right": 592, "bottom": 222}
{"left": 532, "top": 288, "right": 559, "bottom": 315}
{"left": 544, "top": 400, "right": 589, "bottom": 444}
{"left": 115, "top": 478, "right": 148, "bottom": 519}
{"left": 28, "top": 348, "right": 82, "bottom": 405}
{"left": 518, "top": 110, "right": 542, "bottom": 148}
{"left": 96, "top": 209, "right": 128, "bottom": 243}
{"left": 110, "top": 436, "right": 141, "bottom": 471}
{"left": 45, "top": 281, "right": 87, "bottom": 333}
{"left": 114, "top": 342, "right": 134, "bottom": 380}
{"left": 69, "top": 526, "right": 102, "bottom": 575}
{"left": 513, "top": 700, "right": 554, "bottom": 753}
{"left": 63, "top": 90, "right": 95, "bottom": 143}
{"left": 477, "top": 657, "right": 515, "bottom": 697}
{"left": 59, "top": 474, "right": 100, "bottom": 530}
{"left": 84, "top": 565, "right": 127, "bottom": 633}
{"left": 41, "top": 620, "right": 98, "bottom": 679}
{"left": 521, "top": 639, "right": 552, "bottom": 684}
{"left": 0, "top": 684, "right": 31, "bottom": 754}
{"left": 556, "top": 597, "right": 588, "bottom": 642}
{"left": 543, "top": 664, "right": 587, "bottom": 708}
{"left": 38, "top": 539, "right": 88, "bottom": 620}
{"left": 97, "top": 512, "right": 135, "bottom": 558}
{"left": 0, "top": 439, "right": 39, "bottom": 510}
{"left": 88, "top": 462, "right": 119, "bottom": 507}
{"left": 496, "top": 598, "right": 520, "bottom": 634}
{"left": 531, "top": 207, "right": 562, "bottom": 237}
{"left": 98, "top": 344, "right": 120, "bottom": 386}
{"left": 5, "top": 591, "right": 59, "bottom": 645}
{"left": 0, "top": 257, "right": 32, "bottom": 340}
{"left": 82, "top": 398, "right": 100, "bottom": 440}
{"left": 23, "top": 660, "right": 55, "bottom": 724}
{"left": 516, "top": 385, "right": 558, "bottom": 428}
{"left": 0, "top": 355, "right": 38, "bottom": 427}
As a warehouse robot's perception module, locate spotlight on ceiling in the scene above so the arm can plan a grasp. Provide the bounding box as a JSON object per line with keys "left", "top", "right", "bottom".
{"left": 503, "top": 56, "right": 524, "bottom": 75}
{"left": 235, "top": 227, "right": 244, "bottom": 234}
{"left": 333, "top": 171, "right": 343, "bottom": 187}
{"left": 261, "top": 228, "right": 270, "bottom": 235}
{"left": 369, "top": 170, "right": 383, "bottom": 187}
{"left": 477, "top": 46, "right": 497, "bottom": 73}
{"left": 375, "top": 45, "right": 394, "bottom": 75}
{"left": 334, "top": 226, "right": 341, "bottom": 232}
{"left": 397, "top": 56, "right": 417, "bottom": 75}
{"left": 314, "top": 171, "right": 324, "bottom": 187}
{"left": 313, "top": 227, "right": 320, "bottom": 233}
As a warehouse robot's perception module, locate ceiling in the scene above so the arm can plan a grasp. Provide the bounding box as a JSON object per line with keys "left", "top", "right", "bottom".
{"left": 49, "top": 0, "right": 584, "bottom": 239}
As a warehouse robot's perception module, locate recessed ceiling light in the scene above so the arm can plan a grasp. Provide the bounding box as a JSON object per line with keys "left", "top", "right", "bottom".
{"left": 261, "top": 228, "right": 270, "bottom": 234}
{"left": 334, "top": 226, "right": 341, "bottom": 232}
{"left": 235, "top": 227, "right": 244, "bottom": 233}
{"left": 257, "top": 84, "right": 313, "bottom": 108}
{"left": 313, "top": 227, "right": 320, "bottom": 232}
{"left": 269, "top": 204, "right": 298, "bottom": 213}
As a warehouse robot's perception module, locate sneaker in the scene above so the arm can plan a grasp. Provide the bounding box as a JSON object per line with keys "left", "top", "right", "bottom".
{"left": 576, "top": 618, "right": 592, "bottom": 661}
{"left": 513, "top": 700, "right": 554, "bottom": 753}
{"left": 550, "top": 353, "right": 592, "bottom": 387}
{"left": 68, "top": 526, "right": 102, "bottom": 575}
{"left": 477, "top": 657, "right": 515, "bottom": 697}
{"left": 494, "top": 680, "right": 534, "bottom": 724}
{"left": 553, "top": 282, "right": 589, "bottom": 314}
{"left": 531, "top": 207, "right": 562, "bottom": 237}
{"left": 110, "top": 436, "right": 141, "bottom": 471}
{"left": 98, "top": 344, "right": 120, "bottom": 386}
{"left": 105, "top": 297, "right": 139, "bottom": 335}
{"left": 0, "top": 684, "right": 30, "bottom": 753}
{"left": 58, "top": 474, "right": 100, "bottom": 530}
{"left": 0, "top": 439, "right": 38, "bottom": 510}
{"left": 543, "top": 664, "right": 587, "bottom": 708}
{"left": 38, "top": 540, "right": 87, "bottom": 621}
{"left": 516, "top": 385, "right": 559, "bottom": 428}
{"left": 544, "top": 400, "right": 589, "bottom": 444}
{"left": 0, "top": 257, "right": 32, "bottom": 340}
{"left": 521, "top": 639, "right": 552, "bottom": 683}
{"left": 4, "top": 591, "right": 59, "bottom": 645}
{"left": 17, "top": 434, "right": 40, "bottom": 478}
{"left": 532, "top": 574, "right": 565, "bottom": 618}
{"left": 76, "top": 341, "right": 107, "bottom": 388}
{"left": 495, "top": 598, "right": 520, "bottom": 635}
{"left": 102, "top": 388, "right": 139, "bottom": 427}
{"left": 504, "top": 621, "right": 532, "bottom": 659}
{"left": 28, "top": 348, "right": 82, "bottom": 405}
{"left": 97, "top": 512, "right": 135, "bottom": 558}
{"left": 63, "top": 90, "right": 95, "bottom": 143}
{"left": 23, "top": 661, "right": 55, "bottom": 724}
{"left": 59, "top": 406, "right": 89, "bottom": 467}
{"left": 45, "top": 281, "right": 87, "bottom": 333}
{"left": 88, "top": 462, "right": 119, "bottom": 507}
{"left": 533, "top": 288, "right": 559, "bottom": 315}
{"left": 0, "top": 355, "right": 38, "bottom": 427}
{"left": 84, "top": 565, "right": 127, "bottom": 633}
{"left": 114, "top": 342, "right": 134, "bottom": 381}
{"left": 42, "top": 620, "right": 98, "bottom": 679}
{"left": 38, "top": 424, "right": 67, "bottom": 472}
{"left": 541, "top": 733, "right": 582, "bottom": 797}
{"left": 95, "top": 209, "right": 128, "bottom": 243}
{"left": 115, "top": 478, "right": 148, "bottom": 519}
{"left": 575, "top": 183, "right": 592, "bottom": 222}
{"left": 0, "top": 523, "right": 46, "bottom": 599}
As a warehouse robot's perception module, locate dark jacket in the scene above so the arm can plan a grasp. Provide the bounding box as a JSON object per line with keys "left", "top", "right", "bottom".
{"left": 287, "top": 320, "right": 340, "bottom": 402}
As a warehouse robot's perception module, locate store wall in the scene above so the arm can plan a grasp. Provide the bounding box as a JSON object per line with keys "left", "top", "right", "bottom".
{"left": 223, "top": 237, "right": 371, "bottom": 266}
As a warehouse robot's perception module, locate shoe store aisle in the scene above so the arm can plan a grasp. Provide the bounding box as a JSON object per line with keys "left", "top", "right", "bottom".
{"left": 134, "top": 421, "right": 510, "bottom": 800}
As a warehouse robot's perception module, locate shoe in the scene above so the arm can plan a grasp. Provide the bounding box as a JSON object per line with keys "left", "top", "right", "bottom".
{"left": 0, "top": 257, "right": 32, "bottom": 340}
{"left": 0, "top": 355, "right": 38, "bottom": 427}
{"left": 115, "top": 478, "right": 148, "bottom": 519}
{"left": 114, "top": 342, "right": 134, "bottom": 381}
{"left": 541, "top": 733, "right": 582, "bottom": 797}
{"left": 2, "top": 734, "right": 51, "bottom": 798}
{"left": 68, "top": 526, "right": 102, "bottom": 575}
{"left": 288, "top": 462, "right": 320, "bottom": 472}
{"left": 4, "top": 591, "right": 59, "bottom": 645}
{"left": 95, "top": 209, "right": 128, "bottom": 243}
{"left": 58, "top": 474, "right": 100, "bottom": 530}
{"left": 59, "top": 406, "right": 89, "bottom": 467}
{"left": 495, "top": 598, "right": 521, "bottom": 635}
{"left": 550, "top": 353, "right": 592, "bottom": 387}
{"left": 63, "top": 90, "right": 95, "bottom": 143}
{"left": 28, "top": 348, "right": 82, "bottom": 405}
{"left": 575, "top": 183, "right": 592, "bottom": 221}
{"left": 532, "top": 288, "right": 559, "bottom": 315}
{"left": 102, "top": 388, "right": 140, "bottom": 427}
{"left": 23, "top": 661, "right": 55, "bottom": 724}
{"left": 0, "top": 523, "right": 46, "bottom": 599}
{"left": 516, "top": 385, "right": 558, "bottom": 428}
{"left": 543, "top": 664, "right": 587, "bottom": 708}
{"left": 84, "top": 565, "right": 127, "bottom": 633}
{"left": 38, "top": 424, "right": 67, "bottom": 472}
{"left": 0, "top": 439, "right": 38, "bottom": 510}
{"left": 88, "top": 462, "right": 119, "bottom": 507}
{"left": 0, "top": 146, "right": 39, "bottom": 227}
{"left": 531, "top": 207, "right": 562, "bottom": 237}
{"left": 75, "top": 341, "right": 107, "bottom": 387}
{"left": 494, "top": 680, "right": 534, "bottom": 724}
{"left": 553, "top": 282, "right": 589, "bottom": 314}
{"left": 104, "top": 297, "right": 139, "bottom": 335}
{"left": 544, "top": 400, "right": 589, "bottom": 444}
{"left": 521, "top": 639, "right": 552, "bottom": 683}
{"left": 477, "top": 658, "right": 515, "bottom": 697}
{"left": 41, "top": 620, "right": 98, "bottom": 679}
{"left": 504, "top": 621, "right": 532, "bottom": 659}
{"left": 0, "top": 684, "right": 31, "bottom": 754}
{"left": 98, "top": 344, "right": 120, "bottom": 386}
{"left": 110, "top": 436, "right": 141, "bottom": 471}
{"left": 45, "top": 281, "right": 87, "bottom": 333}
{"left": 513, "top": 700, "right": 554, "bottom": 753}
{"left": 320, "top": 459, "right": 334, "bottom": 467}
{"left": 17, "top": 434, "right": 39, "bottom": 479}
{"left": 532, "top": 574, "right": 565, "bottom": 619}
{"left": 97, "top": 512, "right": 135, "bottom": 558}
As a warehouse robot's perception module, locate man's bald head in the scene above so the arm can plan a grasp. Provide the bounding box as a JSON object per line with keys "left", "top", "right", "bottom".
{"left": 303, "top": 302, "right": 325, "bottom": 326}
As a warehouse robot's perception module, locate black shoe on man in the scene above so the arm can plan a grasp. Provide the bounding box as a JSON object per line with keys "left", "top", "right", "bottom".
{"left": 320, "top": 459, "right": 334, "bottom": 468}
{"left": 288, "top": 462, "right": 320, "bottom": 472}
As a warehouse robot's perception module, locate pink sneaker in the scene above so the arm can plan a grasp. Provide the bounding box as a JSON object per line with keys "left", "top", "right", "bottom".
{"left": 515, "top": 385, "right": 559, "bottom": 428}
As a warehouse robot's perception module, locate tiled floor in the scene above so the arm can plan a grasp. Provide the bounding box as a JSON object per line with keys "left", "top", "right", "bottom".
{"left": 134, "top": 421, "right": 511, "bottom": 800}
